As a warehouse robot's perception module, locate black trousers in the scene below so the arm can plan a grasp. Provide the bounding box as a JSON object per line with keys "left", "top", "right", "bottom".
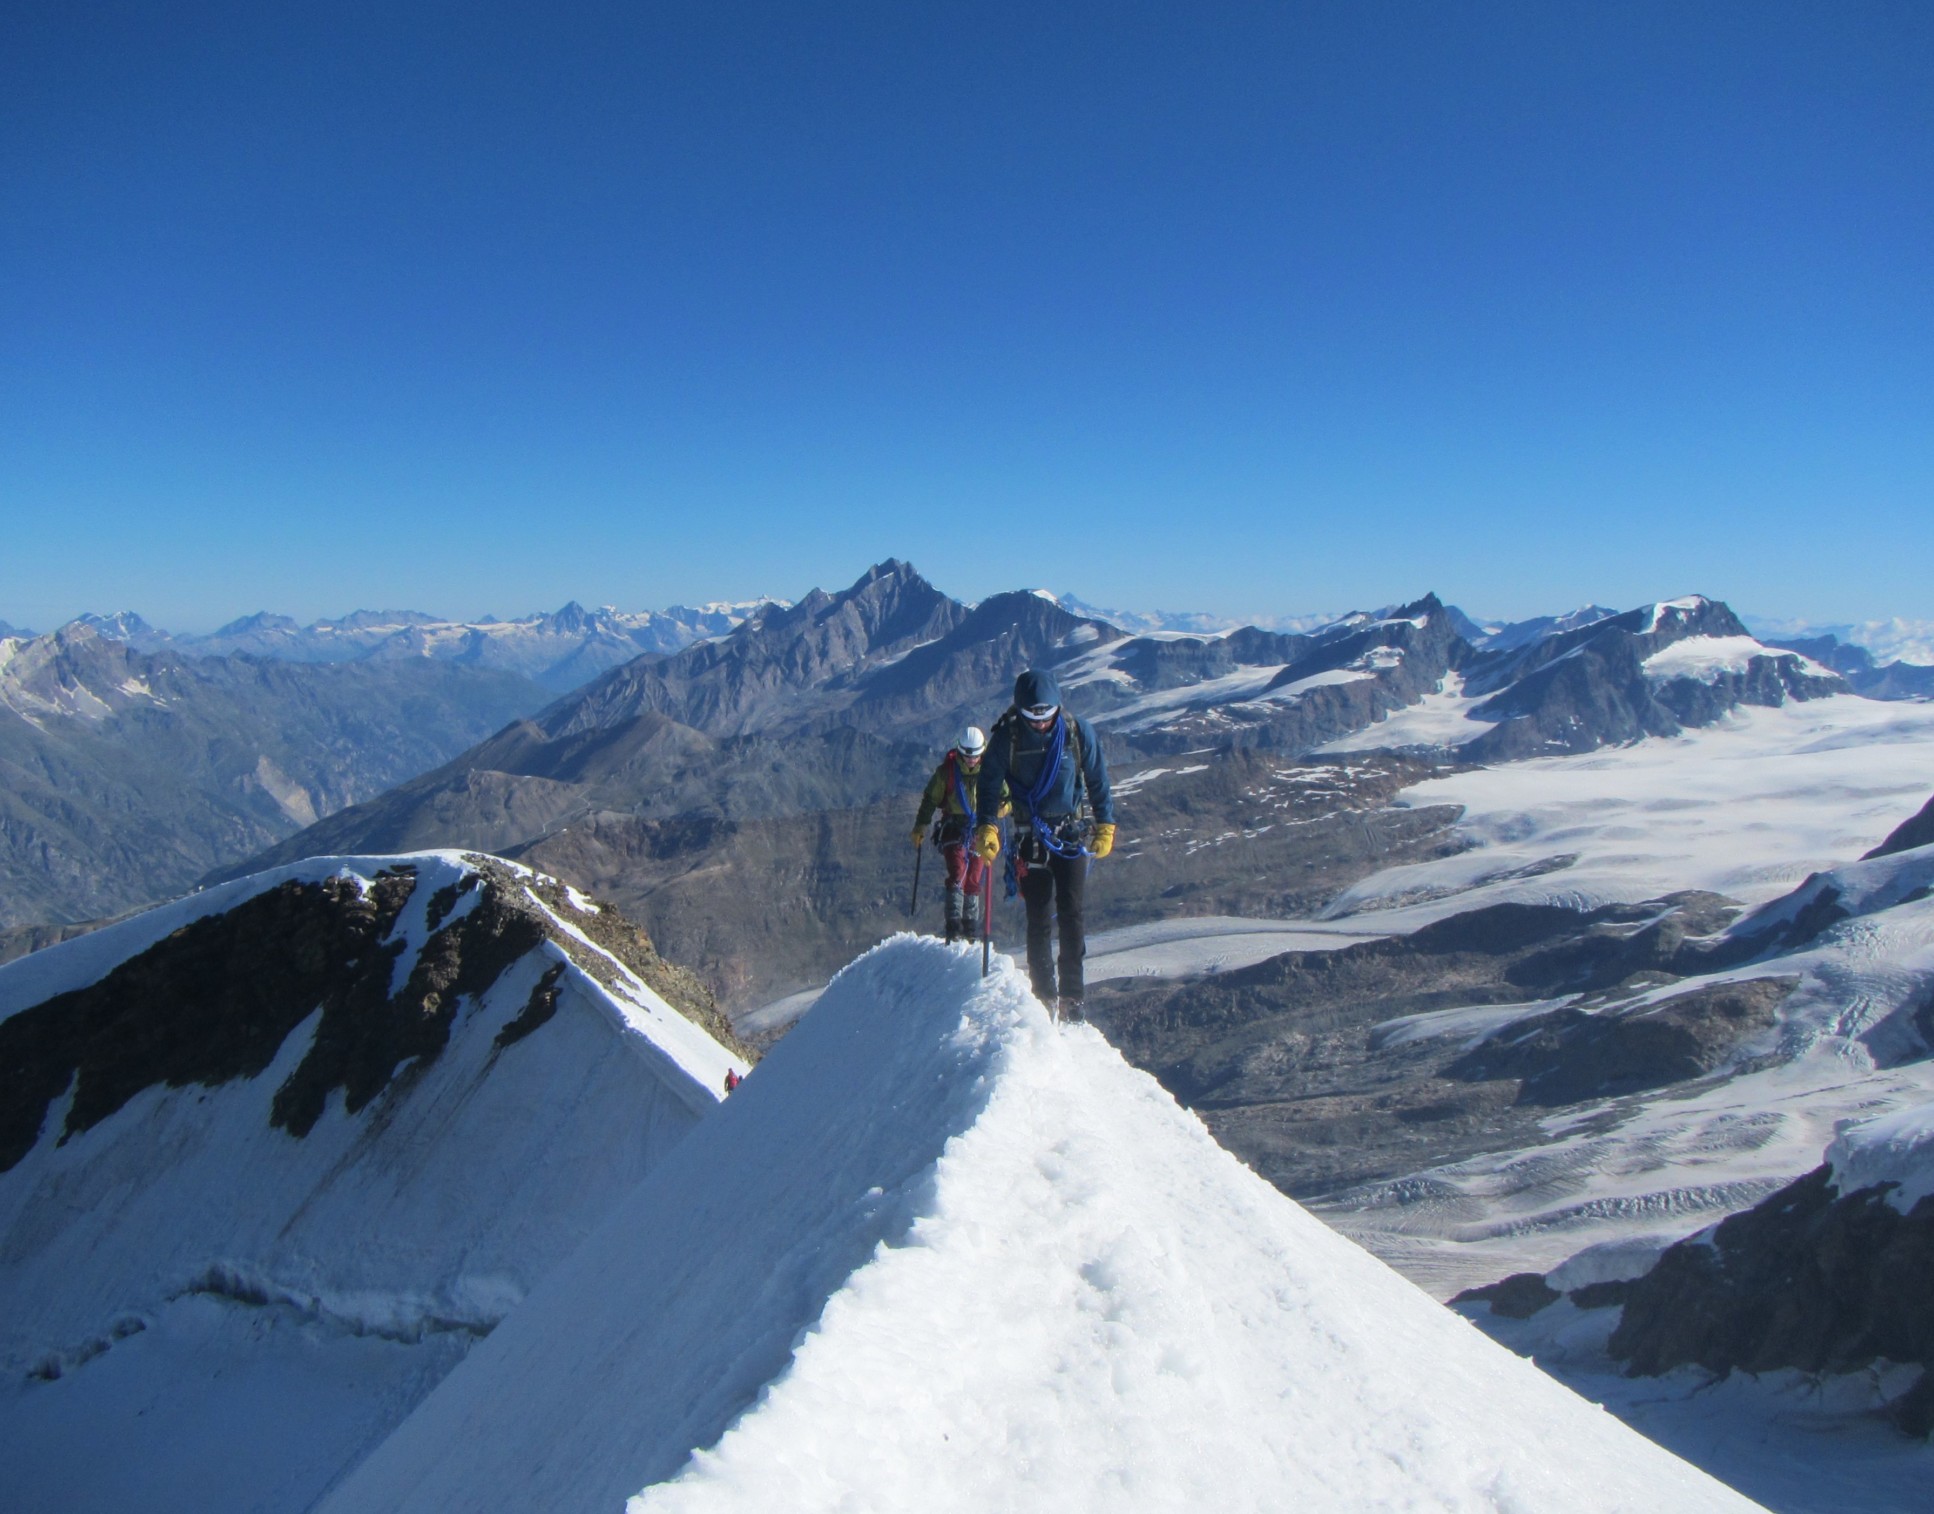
{"left": 1019, "top": 849, "right": 1087, "bottom": 1004}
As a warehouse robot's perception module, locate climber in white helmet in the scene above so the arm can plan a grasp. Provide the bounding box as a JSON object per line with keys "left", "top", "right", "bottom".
{"left": 911, "top": 725, "right": 1009, "bottom": 942}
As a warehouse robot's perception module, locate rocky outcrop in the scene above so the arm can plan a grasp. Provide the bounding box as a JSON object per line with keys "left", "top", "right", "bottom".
{"left": 0, "top": 859, "right": 740, "bottom": 1171}
{"left": 1452, "top": 1272, "right": 1562, "bottom": 1319}
{"left": 1444, "top": 977, "right": 1793, "bottom": 1107}
{"left": 1606, "top": 1167, "right": 1934, "bottom": 1435}
{"left": 1866, "top": 794, "right": 1934, "bottom": 861}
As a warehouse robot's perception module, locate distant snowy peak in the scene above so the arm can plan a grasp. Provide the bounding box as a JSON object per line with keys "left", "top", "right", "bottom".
{"left": 1050, "top": 592, "right": 1339, "bottom": 637}
{"left": 1305, "top": 594, "right": 1850, "bottom": 762}
{"left": 69, "top": 609, "right": 171, "bottom": 649}
{"left": 1466, "top": 603, "right": 1620, "bottom": 652}
{"left": 1749, "top": 614, "right": 1934, "bottom": 670}
{"left": 65, "top": 598, "right": 788, "bottom": 691}
{"left": 0, "top": 620, "right": 172, "bottom": 725}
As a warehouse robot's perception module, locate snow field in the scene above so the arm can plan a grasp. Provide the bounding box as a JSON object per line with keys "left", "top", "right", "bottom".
{"left": 323, "top": 937, "right": 1758, "bottom": 1513}
{"left": 1325, "top": 697, "right": 1934, "bottom": 925}
{"left": 1314, "top": 670, "right": 1497, "bottom": 752}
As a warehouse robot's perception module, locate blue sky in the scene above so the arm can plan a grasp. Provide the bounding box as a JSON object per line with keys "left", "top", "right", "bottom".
{"left": 2, "top": 1, "right": 1928, "bottom": 631}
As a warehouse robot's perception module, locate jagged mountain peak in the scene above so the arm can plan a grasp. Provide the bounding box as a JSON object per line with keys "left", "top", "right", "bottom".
{"left": 542, "top": 600, "right": 599, "bottom": 633}
{"left": 69, "top": 610, "right": 165, "bottom": 643}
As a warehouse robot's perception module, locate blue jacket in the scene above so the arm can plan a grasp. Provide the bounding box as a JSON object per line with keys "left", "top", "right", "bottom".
{"left": 974, "top": 708, "right": 1114, "bottom": 829}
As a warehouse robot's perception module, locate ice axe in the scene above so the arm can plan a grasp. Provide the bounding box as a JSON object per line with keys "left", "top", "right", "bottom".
{"left": 909, "top": 836, "right": 923, "bottom": 919}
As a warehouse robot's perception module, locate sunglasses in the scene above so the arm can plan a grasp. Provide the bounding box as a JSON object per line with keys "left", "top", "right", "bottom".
{"left": 1021, "top": 704, "right": 1058, "bottom": 722}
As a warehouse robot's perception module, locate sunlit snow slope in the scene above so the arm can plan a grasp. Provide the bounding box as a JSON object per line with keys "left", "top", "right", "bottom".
{"left": 324, "top": 937, "right": 1759, "bottom": 1514}
{"left": 0, "top": 852, "right": 743, "bottom": 1514}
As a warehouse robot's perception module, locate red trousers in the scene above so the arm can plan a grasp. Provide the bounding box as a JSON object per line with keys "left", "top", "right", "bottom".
{"left": 942, "top": 840, "right": 989, "bottom": 900}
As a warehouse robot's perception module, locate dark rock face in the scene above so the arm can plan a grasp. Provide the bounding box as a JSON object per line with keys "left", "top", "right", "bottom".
{"left": 1445, "top": 977, "right": 1793, "bottom": 1107}
{"left": 1763, "top": 634, "right": 1876, "bottom": 678}
{"left": 1608, "top": 1166, "right": 1934, "bottom": 1435}
{"left": 270, "top": 873, "right": 549, "bottom": 1137}
{"left": 0, "top": 860, "right": 738, "bottom": 1171}
{"left": 1867, "top": 794, "right": 1934, "bottom": 861}
{"left": 0, "top": 871, "right": 419, "bottom": 1168}
{"left": 1852, "top": 662, "right": 1934, "bottom": 701}
{"left": 1453, "top": 1272, "right": 1561, "bottom": 1319}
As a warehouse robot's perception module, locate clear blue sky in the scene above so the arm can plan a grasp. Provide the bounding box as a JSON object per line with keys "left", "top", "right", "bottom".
{"left": 3, "top": 1, "right": 1928, "bottom": 631}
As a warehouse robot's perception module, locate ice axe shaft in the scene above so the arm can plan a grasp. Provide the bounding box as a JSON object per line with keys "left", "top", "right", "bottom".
{"left": 980, "top": 859, "right": 993, "bottom": 977}
{"left": 909, "top": 840, "right": 923, "bottom": 918}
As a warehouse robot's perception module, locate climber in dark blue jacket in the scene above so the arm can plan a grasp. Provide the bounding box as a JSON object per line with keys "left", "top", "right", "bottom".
{"left": 972, "top": 668, "right": 1115, "bottom": 1021}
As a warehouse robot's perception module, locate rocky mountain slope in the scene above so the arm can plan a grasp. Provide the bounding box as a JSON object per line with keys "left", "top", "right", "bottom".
{"left": 0, "top": 851, "right": 742, "bottom": 1514}
{"left": 0, "top": 625, "right": 551, "bottom": 931}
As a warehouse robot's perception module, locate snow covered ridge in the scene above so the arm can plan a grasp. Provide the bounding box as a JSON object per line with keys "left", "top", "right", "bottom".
{"left": 1828, "top": 1102, "right": 1934, "bottom": 1213}
{"left": 321, "top": 938, "right": 1756, "bottom": 1514}
{"left": 1722, "top": 839, "right": 1934, "bottom": 955}
{"left": 0, "top": 851, "right": 746, "bottom": 1514}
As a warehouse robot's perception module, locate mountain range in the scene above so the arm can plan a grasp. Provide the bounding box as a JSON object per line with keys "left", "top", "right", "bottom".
{"left": 57, "top": 598, "right": 781, "bottom": 692}
{"left": 10, "top": 560, "right": 1934, "bottom": 1508}
{"left": 210, "top": 561, "right": 1854, "bottom": 1009}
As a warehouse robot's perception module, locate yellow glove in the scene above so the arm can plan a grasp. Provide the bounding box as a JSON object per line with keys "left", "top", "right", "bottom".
{"left": 910, "top": 824, "right": 926, "bottom": 847}
{"left": 971, "top": 824, "right": 1001, "bottom": 862}
{"left": 1090, "top": 822, "right": 1116, "bottom": 859}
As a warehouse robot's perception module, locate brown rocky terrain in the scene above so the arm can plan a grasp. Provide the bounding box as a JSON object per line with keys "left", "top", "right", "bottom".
{"left": 1088, "top": 892, "right": 1795, "bottom": 1199}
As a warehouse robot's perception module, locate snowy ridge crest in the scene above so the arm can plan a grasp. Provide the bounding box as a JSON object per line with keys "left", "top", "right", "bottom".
{"left": 321, "top": 937, "right": 1755, "bottom": 1514}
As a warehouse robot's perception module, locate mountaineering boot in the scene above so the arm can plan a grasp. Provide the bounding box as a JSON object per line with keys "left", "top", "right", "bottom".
{"left": 1057, "top": 997, "right": 1085, "bottom": 1025}
{"left": 943, "top": 885, "right": 965, "bottom": 944}
{"left": 962, "top": 885, "right": 982, "bottom": 939}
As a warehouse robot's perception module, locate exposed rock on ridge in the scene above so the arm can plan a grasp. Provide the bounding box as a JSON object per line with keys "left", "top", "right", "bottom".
{"left": 0, "top": 856, "right": 740, "bottom": 1172}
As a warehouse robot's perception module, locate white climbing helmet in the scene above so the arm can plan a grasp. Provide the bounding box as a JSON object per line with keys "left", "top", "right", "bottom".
{"left": 955, "top": 725, "right": 988, "bottom": 759}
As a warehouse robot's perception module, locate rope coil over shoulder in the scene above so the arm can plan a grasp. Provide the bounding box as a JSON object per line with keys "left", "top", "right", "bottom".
{"left": 1009, "top": 712, "right": 1090, "bottom": 894}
